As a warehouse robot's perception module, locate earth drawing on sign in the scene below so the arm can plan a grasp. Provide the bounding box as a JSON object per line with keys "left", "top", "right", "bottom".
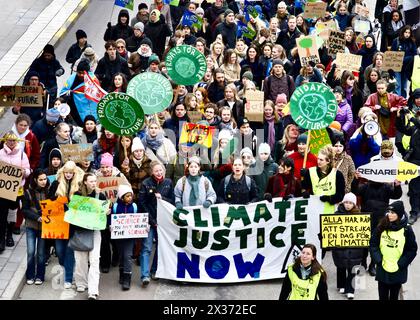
{"left": 105, "top": 101, "right": 136, "bottom": 129}
{"left": 299, "top": 94, "right": 328, "bottom": 122}
{"left": 175, "top": 57, "right": 196, "bottom": 78}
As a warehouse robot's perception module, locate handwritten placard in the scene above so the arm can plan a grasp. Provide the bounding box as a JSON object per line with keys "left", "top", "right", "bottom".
{"left": 97, "top": 176, "right": 125, "bottom": 203}
{"left": 64, "top": 195, "right": 109, "bottom": 230}
{"left": 59, "top": 143, "right": 94, "bottom": 163}
{"left": 321, "top": 213, "right": 371, "bottom": 248}
{"left": 336, "top": 52, "right": 362, "bottom": 73}
{"left": 382, "top": 51, "right": 405, "bottom": 72}
{"left": 303, "top": 1, "right": 327, "bottom": 19}
{"left": 110, "top": 213, "right": 149, "bottom": 239}
{"left": 297, "top": 35, "right": 320, "bottom": 66}
{"left": 0, "top": 161, "right": 23, "bottom": 201}
{"left": 245, "top": 90, "right": 264, "bottom": 122}
{"left": 0, "top": 86, "right": 43, "bottom": 107}
{"left": 354, "top": 19, "right": 370, "bottom": 33}
{"left": 328, "top": 30, "right": 346, "bottom": 55}
{"left": 354, "top": 4, "right": 369, "bottom": 18}
{"left": 309, "top": 128, "right": 331, "bottom": 156}
{"left": 179, "top": 122, "right": 215, "bottom": 148}
{"left": 40, "top": 197, "right": 69, "bottom": 239}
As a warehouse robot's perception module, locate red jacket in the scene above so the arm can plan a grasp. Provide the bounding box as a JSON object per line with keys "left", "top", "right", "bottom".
{"left": 288, "top": 151, "right": 317, "bottom": 180}
{"left": 24, "top": 130, "right": 40, "bottom": 170}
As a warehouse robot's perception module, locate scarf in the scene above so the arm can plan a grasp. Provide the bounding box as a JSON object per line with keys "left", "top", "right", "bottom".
{"left": 153, "top": 175, "right": 164, "bottom": 184}
{"left": 345, "top": 87, "right": 353, "bottom": 107}
{"left": 300, "top": 264, "right": 312, "bottom": 280}
{"left": 264, "top": 114, "right": 276, "bottom": 151}
{"left": 138, "top": 47, "right": 152, "bottom": 57}
{"left": 56, "top": 135, "right": 71, "bottom": 145}
{"left": 11, "top": 124, "right": 29, "bottom": 153}
{"left": 187, "top": 175, "right": 200, "bottom": 206}
{"left": 234, "top": 48, "right": 247, "bottom": 61}
{"left": 143, "top": 132, "right": 164, "bottom": 151}
{"left": 100, "top": 136, "right": 117, "bottom": 154}
{"left": 132, "top": 157, "right": 143, "bottom": 168}
{"left": 391, "top": 20, "right": 403, "bottom": 32}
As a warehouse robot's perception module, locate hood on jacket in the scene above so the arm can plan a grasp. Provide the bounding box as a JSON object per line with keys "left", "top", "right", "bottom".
{"left": 118, "top": 9, "right": 130, "bottom": 25}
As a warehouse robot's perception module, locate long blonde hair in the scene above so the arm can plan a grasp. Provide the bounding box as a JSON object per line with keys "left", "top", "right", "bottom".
{"left": 55, "top": 161, "right": 85, "bottom": 199}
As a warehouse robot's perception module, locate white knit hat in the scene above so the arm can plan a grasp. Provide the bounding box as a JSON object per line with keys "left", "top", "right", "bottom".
{"left": 258, "top": 143, "right": 271, "bottom": 155}
{"left": 342, "top": 192, "right": 357, "bottom": 206}
{"left": 131, "top": 137, "right": 145, "bottom": 152}
{"left": 240, "top": 147, "right": 253, "bottom": 157}
{"left": 117, "top": 184, "right": 134, "bottom": 200}
{"left": 218, "top": 129, "right": 233, "bottom": 142}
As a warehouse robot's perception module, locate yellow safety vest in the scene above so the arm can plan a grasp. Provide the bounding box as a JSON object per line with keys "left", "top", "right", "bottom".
{"left": 287, "top": 265, "right": 322, "bottom": 300}
{"left": 401, "top": 111, "right": 414, "bottom": 150}
{"left": 380, "top": 228, "right": 405, "bottom": 273}
{"left": 309, "top": 167, "right": 336, "bottom": 214}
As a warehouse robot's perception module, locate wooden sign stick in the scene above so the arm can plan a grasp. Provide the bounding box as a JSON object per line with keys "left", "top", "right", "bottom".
{"left": 303, "top": 130, "right": 312, "bottom": 169}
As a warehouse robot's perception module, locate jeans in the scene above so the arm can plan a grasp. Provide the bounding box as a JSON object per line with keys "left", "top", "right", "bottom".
{"left": 394, "top": 72, "right": 408, "bottom": 98}
{"left": 116, "top": 239, "right": 135, "bottom": 273}
{"left": 55, "top": 239, "right": 75, "bottom": 283}
{"left": 26, "top": 227, "right": 46, "bottom": 281}
{"left": 140, "top": 227, "right": 157, "bottom": 279}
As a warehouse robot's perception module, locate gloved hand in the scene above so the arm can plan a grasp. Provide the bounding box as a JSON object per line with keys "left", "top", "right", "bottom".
{"left": 264, "top": 193, "right": 273, "bottom": 202}
{"left": 302, "top": 191, "right": 310, "bottom": 199}
{"left": 300, "top": 168, "right": 308, "bottom": 178}
{"left": 175, "top": 202, "right": 183, "bottom": 210}
{"left": 282, "top": 194, "right": 293, "bottom": 201}
{"left": 320, "top": 195, "right": 331, "bottom": 202}
{"left": 55, "top": 69, "right": 64, "bottom": 77}
{"left": 107, "top": 22, "right": 112, "bottom": 29}
{"left": 203, "top": 200, "right": 212, "bottom": 208}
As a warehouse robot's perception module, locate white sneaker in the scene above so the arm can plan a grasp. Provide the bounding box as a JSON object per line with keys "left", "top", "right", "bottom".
{"left": 88, "top": 294, "right": 98, "bottom": 300}
{"left": 347, "top": 293, "right": 355, "bottom": 299}
{"left": 26, "top": 279, "right": 35, "bottom": 285}
{"left": 339, "top": 288, "right": 345, "bottom": 294}
{"left": 76, "top": 286, "right": 86, "bottom": 292}
{"left": 34, "top": 279, "right": 43, "bottom": 285}
{"left": 64, "top": 282, "right": 72, "bottom": 289}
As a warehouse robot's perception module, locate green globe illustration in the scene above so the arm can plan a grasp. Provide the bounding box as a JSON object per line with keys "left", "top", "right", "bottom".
{"left": 105, "top": 101, "right": 136, "bottom": 129}
{"left": 136, "top": 80, "right": 171, "bottom": 108}
{"left": 175, "top": 57, "right": 196, "bottom": 78}
{"left": 299, "top": 94, "right": 327, "bottom": 122}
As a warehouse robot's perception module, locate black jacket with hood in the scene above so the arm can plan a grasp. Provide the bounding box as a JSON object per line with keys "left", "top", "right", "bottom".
{"left": 104, "top": 9, "right": 134, "bottom": 41}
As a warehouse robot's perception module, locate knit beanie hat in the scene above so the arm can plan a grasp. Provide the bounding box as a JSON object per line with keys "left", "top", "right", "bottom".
{"left": 329, "top": 121, "right": 342, "bottom": 131}
{"left": 139, "top": 37, "right": 153, "bottom": 50}
{"left": 100, "top": 152, "right": 114, "bottom": 167}
{"left": 237, "top": 117, "right": 249, "bottom": 128}
{"left": 46, "top": 108, "right": 60, "bottom": 123}
{"left": 387, "top": 200, "right": 405, "bottom": 219}
{"left": 77, "top": 59, "right": 91, "bottom": 72}
{"left": 134, "top": 22, "right": 145, "bottom": 32}
{"left": 43, "top": 44, "right": 55, "bottom": 56}
{"left": 258, "top": 142, "right": 271, "bottom": 154}
{"left": 117, "top": 184, "right": 133, "bottom": 199}
{"left": 83, "top": 47, "right": 95, "bottom": 56}
{"left": 242, "top": 71, "right": 253, "bottom": 81}
{"left": 84, "top": 114, "right": 96, "bottom": 124}
{"left": 333, "top": 86, "right": 345, "bottom": 98}
{"left": 272, "top": 59, "right": 283, "bottom": 67}
{"left": 49, "top": 148, "right": 62, "bottom": 161}
{"left": 342, "top": 192, "right": 357, "bottom": 206}
{"left": 276, "top": 93, "right": 287, "bottom": 104}
{"left": 224, "top": 9, "right": 234, "bottom": 17}
{"left": 218, "top": 129, "right": 232, "bottom": 142}
{"left": 148, "top": 54, "right": 160, "bottom": 65}
{"left": 138, "top": 3, "right": 148, "bottom": 11}
{"left": 297, "top": 134, "right": 308, "bottom": 145}
{"left": 76, "top": 29, "right": 87, "bottom": 40}
{"left": 240, "top": 147, "right": 253, "bottom": 157}
{"left": 188, "top": 155, "right": 201, "bottom": 165}
{"left": 131, "top": 137, "right": 145, "bottom": 152}
{"left": 195, "top": 7, "right": 204, "bottom": 15}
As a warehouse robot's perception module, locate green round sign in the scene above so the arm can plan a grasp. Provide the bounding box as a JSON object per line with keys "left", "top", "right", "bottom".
{"left": 165, "top": 45, "right": 207, "bottom": 85}
{"left": 290, "top": 82, "right": 338, "bottom": 130}
{"left": 127, "top": 72, "right": 173, "bottom": 115}
{"left": 97, "top": 92, "right": 144, "bottom": 135}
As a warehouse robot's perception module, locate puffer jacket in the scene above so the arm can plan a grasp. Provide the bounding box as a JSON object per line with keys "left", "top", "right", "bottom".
{"left": 0, "top": 144, "right": 31, "bottom": 187}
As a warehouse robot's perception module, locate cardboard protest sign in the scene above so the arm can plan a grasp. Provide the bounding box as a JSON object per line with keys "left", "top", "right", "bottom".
{"left": 59, "top": 143, "right": 93, "bottom": 163}
{"left": 328, "top": 30, "right": 346, "bottom": 55}
{"left": 97, "top": 93, "right": 145, "bottom": 136}
{"left": 156, "top": 196, "right": 324, "bottom": 282}
{"left": 315, "top": 19, "right": 337, "bottom": 41}
{"left": 335, "top": 52, "right": 362, "bottom": 73}
{"left": 309, "top": 128, "right": 331, "bottom": 155}
{"left": 354, "top": 19, "right": 370, "bottom": 33}
{"left": 64, "top": 195, "right": 109, "bottom": 230}
{"left": 127, "top": 72, "right": 173, "bottom": 115}
{"left": 354, "top": 4, "right": 370, "bottom": 18}
{"left": 179, "top": 122, "right": 215, "bottom": 148}
{"left": 187, "top": 111, "right": 203, "bottom": 124}
{"left": 97, "top": 176, "right": 125, "bottom": 203}
{"left": 357, "top": 160, "right": 420, "bottom": 183}
{"left": 0, "top": 161, "right": 23, "bottom": 201}
{"left": 303, "top": 1, "right": 327, "bottom": 19}
{"left": 110, "top": 213, "right": 149, "bottom": 239}
{"left": 40, "top": 197, "right": 69, "bottom": 239}
{"left": 245, "top": 90, "right": 264, "bottom": 122}
{"left": 297, "top": 36, "right": 320, "bottom": 66}
{"left": 321, "top": 213, "right": 371, "bottom": 248}
{"left": 290, "top": 83, "right": 337, "bottom": 130}
{"left": 382, "top": 51, "right": 405, "bottom": 72}
{"left": 0, "top": 86, "right": 43, "bottom": 107}
{"left": 413, "top": 55, "right": 420, "bottom": 91}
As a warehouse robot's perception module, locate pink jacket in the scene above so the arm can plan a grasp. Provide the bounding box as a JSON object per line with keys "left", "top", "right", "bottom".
{"left": 0, "top": 145, "right": 31, "bottom": 187}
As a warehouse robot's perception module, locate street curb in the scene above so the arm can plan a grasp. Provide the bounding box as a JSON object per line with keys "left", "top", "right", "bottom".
{"left": 0, "top": 251, "right": 27, "bottom": 300}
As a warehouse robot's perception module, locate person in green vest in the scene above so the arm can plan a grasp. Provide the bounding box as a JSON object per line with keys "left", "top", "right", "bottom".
{"left": 279, "top": 243, "right": 328, "bottom": 300}
{"left": 370, "top": 201, "right": 417, "bottom": 300}
{"left": 301, "top": 145, "right": 345, "bottom": 214}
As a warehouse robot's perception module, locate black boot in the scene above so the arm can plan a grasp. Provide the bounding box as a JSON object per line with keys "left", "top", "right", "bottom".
{"left": 6, "top": 223, "right": 14, "bottom": 247}
{"left": 122, "top": 273, "right": 131, "bottom": 291}
{"left": 119, "top": 268, "right": 124, "bottom": 285}
{"left": 0, "top": 238, "right": 5, "bottom": 253}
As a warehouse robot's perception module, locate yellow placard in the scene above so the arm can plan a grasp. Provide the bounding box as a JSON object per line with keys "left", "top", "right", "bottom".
{"left": 179, "top": 122, "right": 214, "bottom": 148}
{"left": 321, "top": 213, "right": 371, "bottom": 248}
{"left": 397, "top": 161, "right": 420, "bottom": 182}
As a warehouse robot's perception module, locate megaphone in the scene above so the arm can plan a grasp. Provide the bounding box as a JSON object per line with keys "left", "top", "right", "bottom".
{"left": 364, "top": 120, "right": 379, "bottom": 136}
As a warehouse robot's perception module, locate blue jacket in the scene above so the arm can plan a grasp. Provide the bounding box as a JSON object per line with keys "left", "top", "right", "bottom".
{"left": 349, "top": 133, "right": 380, "bottom": 168}
{"left": 391, "top": 38, "right": 417, "bottom": 72}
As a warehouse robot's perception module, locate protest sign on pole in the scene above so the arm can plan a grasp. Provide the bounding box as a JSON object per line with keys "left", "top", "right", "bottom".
{"left": 59, "top": 143, "right": 93, "bottom": 163}
{"left": 297, "top": 36, "right": 320, "bottom": 66}
{"left": 110, "top": 213, "right": 149, "bottom": 239}
{"left": 97, "top": 176, "right": 125, "bottom": 203}
{"left": 303, "top": 1, "right": 327, "bottom": 19}
{"left": 64, "top": 195, "right": 109, "bottom": 230}
{"left": 40, "top": 197, "right": 69, "bottom": 239}
{"left": 328, "top": 30, "right": 346, "bottom": 55}
{"left": 179, "top": 122, "right": 215, "bottom": 148}
{"left": 245, "top": 90, "right": 264, "bottom": 122}
{"left": 335, "top": 52, "right": 362, "bottom": 73}
{"left": 354, "top": 4, "right": 370, "bottom": 18}
{"left": 382, "top": 51, "right": 405, "bottom": 72}
{"left": 358, "top": 160, "right": 420, "bottom": 183}
{"left": 156, "top": 197, "right": 324, "bottom": 282}
{"left": 320, "top": 213, "right": 371, "bottom": 248}
{"left": 0, "top": 160, "right": 23, "bottom": 201}
{"left": 309, "top": 128, "right": 332, "bottom": 155}
{"left": 0, "top": 86, "right": 43, "bottom": 107}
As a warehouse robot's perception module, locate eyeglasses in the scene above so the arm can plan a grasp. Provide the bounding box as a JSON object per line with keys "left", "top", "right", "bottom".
{"left": 117, "top": 46, "right": 125, "bottom": 49}
{"left": 242, "top": 155, "right": 252, "bottom": 159}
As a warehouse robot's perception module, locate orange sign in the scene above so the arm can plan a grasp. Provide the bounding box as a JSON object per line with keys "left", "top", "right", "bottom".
{"left": 40, "top": 197, "right": 69, "bottom": 239}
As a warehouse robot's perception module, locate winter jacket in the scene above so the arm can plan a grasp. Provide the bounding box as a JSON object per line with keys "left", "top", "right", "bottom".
{"left": 25, "top": 57, "right": 64, "bottom": 92}
{"left": 0, "top": 145, "right": 30, "bottom": 188}
{"left": 295, "top": 68, "right": 323, "bottom": 87}
{"left": 208, "top": 81, "right": 227, "bottom": 104}
{"left": 71, "top": 126, "right": 99, "bottom": 144}
{"left": 40, "top": 137, "right": 72, "bottom": 169}
{"left": 349, "top": 132, "right": 381, "bottom": 168}
{"left": 215, "top": 21, "right": 238, "bottom": 49}
{"left": 149, "top": 4, "right": 173, "bottom": 32}
{"left": 370, "top": 214, "right": 417, "bottom": 285}
{"left": 335, "top": 153, "right": 355, "bottom": 194}
{"left": 288, "top": 151, "right": 317, "bottom": 180}
{"left": 253, "top": 157, "right": 278, "bottom": 200}
{"left": 391, "top": 37, "right": 418, "bottom": 73}
{"left": 22, "top": 184, "right": 49, "bottom": 230}
{"left": 276, "top": 28, "right": 302, "bottom": 59}
{"left": 357, "top": 44, "right": 379, "bottom": 71}
{"left": 143, "top": 137, "right": 177, "bottom": 166}
{"left": 332, "top": 204, "right": 364, "bottom": 269}
{"left": 31, "top": 117, "right": 58, "bottom": 145}
{"left": 216, "top": 174, "right": 259, "bottom": 204}
{"left": 174, "top": 175, "right": 217, "bottom": 206}
{"left": 122, "top": 155, "right": 151, "bottom": 203}
{"left": 104, "top": 10, "right": 134, "bottom": 41}
{"left": 216, "top": 99, "right": 244, "bottom": 121}
{"left": 66, "top": 43, "right": 91, "bottom": 68}
{"left": 125, "top": 34, "right": 147, "bottom": 53}
{"left": 94, "top": 53, "right": 130, "bottom": 92}
{"left": 263, "top": 74, "right": 295, "bottom": 102}
{"left": 265, "top": 172, "right": 302, "bottom": 198}
{"left": 335, "top": 101, "right": 354, "bottom": 134}
{"left": 396, "top": 114, "right": 420, "bottom": 166}
{"left": 138, "top": 176, "right": 174, "bottom": 226}
{"left": 11, "top": 126, "right": 40, "bottom": 170}
{"left": 144, "top": 20, "right": 172, "bottom": 58}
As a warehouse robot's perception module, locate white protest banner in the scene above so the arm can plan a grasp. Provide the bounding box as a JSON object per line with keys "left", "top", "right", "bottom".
{"left": 245, "top": 90, "right": 264, "bottom": 122}
{"left": 156, "top": 197, "right": 323, "bottom": 283}
{"left": 328, "top": 30, "right": 346, "bottom": 55}
{"left": 110, "top": 213, "right": 148, "bottom": 239}
{"left": 59, "top": 143, "right": 93, "bottom": 163}
{"left": 0, "top": 160, "right": 23, "bottom": 201}
{"left": 357, "top": 160, "right": 420, "bottom": 183}
{"left": 382, "top": 51, "right": 405, "bottom": 72}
